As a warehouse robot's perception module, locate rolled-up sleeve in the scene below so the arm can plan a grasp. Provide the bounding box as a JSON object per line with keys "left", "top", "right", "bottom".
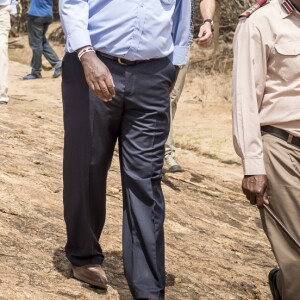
{"left": 232, "top": 19, "right": 267, "bottom": 175}
{"left": 59, "top": 0, "right": 91, "bottom": 52}
{"left": 169, "top": 0, "right": 191, "bottom": 66}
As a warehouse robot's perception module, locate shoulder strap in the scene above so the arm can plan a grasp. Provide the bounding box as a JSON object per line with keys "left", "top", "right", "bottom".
{"left": 239, "top": 0, "right": 269, "bottom": 18}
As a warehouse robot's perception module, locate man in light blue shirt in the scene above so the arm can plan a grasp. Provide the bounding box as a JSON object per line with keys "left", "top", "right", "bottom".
{"left": 164, "top": 0, "right": 215, "bottom": 173}
{"left": 59, "top": 1, "right": 191, "bottom": 299}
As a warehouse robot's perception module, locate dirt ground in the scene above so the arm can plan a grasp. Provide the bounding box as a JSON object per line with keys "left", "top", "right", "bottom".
{"left": 0, "top": 29, "right": 277, "bottom": 300}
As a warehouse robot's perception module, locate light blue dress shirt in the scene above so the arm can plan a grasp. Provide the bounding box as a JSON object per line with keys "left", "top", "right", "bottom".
{"left": 59, "top": 0, "right": 191, "bottom": 65}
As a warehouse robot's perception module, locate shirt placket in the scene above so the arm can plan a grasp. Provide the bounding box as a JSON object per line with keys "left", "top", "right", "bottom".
{"left": 125, "top": 0, "right": 146, "bottom": 61}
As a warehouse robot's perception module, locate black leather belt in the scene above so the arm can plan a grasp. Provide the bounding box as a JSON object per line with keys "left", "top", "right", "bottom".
{"left": 97, "top": 51, "right": 152, "bottom": 66}
{"left": 261, "top": 125, "right": 300, "bottom": 148}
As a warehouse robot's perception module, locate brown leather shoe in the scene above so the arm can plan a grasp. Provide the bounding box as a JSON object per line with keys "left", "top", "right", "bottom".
{"left": 72, "top": 264, "right": 108, "bottom": 289}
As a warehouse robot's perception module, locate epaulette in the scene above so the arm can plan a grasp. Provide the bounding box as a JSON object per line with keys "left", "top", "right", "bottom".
{"left": 239, "top": 0, "right": 270, "bottom": 18}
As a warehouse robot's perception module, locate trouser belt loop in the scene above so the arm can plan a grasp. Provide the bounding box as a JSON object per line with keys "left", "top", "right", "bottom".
{"left": 287, "top": 134, "right": 293, "bottom": 144}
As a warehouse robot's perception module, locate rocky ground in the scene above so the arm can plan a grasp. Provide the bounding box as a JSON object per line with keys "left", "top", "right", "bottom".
{"left": 0, "top": 33, "right": 276, "bottom": 300}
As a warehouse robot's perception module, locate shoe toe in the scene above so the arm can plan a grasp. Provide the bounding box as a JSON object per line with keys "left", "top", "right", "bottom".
{"left": 22, "top": 73, "right": 41, "bottom": 80}
{"left": 168, "top": 164, "right": 184, "bottom": 172}
{"left": 52, "top": 67, "right": 62, "bottom": 78}
{"left": 72, "top": 264, "right": 108, "bottom": 289}
{"left": 164, "top": 152, "right": 184, "bottom": 173}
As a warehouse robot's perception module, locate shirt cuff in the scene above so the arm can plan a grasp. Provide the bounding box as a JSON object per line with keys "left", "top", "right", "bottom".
{"left": 66, "top": 29, "right": 92, "bottom": 52}
{"left": 243, "top": 158, "right": 266, "bottom": 175}
{"left": 169, "top": 45, "right": 189, "bottom": 66}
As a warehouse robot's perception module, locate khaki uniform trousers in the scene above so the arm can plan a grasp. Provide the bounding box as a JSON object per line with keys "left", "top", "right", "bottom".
{"left": 164, "top": 58, "right": 189, "bottom": 156}
{"left": 260, "top": 133, "right": 300, "bottom": 300}
{"left": 0, "top": 5, "right": 10, "bottom": 103}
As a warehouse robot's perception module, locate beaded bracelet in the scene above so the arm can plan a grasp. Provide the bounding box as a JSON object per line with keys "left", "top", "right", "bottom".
{"left": 77, "top": 46, "right": 95, "bottom": 61}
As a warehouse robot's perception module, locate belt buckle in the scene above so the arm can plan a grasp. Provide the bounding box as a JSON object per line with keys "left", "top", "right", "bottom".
{"left": 117, "top": 57, "right": 128, "bottom": 65}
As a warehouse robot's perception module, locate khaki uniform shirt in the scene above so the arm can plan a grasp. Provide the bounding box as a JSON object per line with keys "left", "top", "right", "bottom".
{"left": 232, "top": 0, "right": 300, "bottom": 175}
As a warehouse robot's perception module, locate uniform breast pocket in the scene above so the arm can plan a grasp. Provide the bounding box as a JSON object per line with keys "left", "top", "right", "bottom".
{"left": 274, "top": 42, "right": 300, "bottom": 82}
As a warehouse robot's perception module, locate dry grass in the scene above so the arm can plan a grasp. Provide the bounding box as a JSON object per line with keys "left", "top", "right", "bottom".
{"left": 173, "top": 43, "right": 239, "bottom": 165}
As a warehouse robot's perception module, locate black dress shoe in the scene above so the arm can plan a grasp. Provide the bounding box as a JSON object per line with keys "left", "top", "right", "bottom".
{"left": 72, "top": 264, "right": 108, "bottom": 289}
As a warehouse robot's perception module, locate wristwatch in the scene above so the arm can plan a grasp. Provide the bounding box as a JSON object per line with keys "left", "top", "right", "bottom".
{"left": 203, "top": 19, "right": 214, "bottom": 32}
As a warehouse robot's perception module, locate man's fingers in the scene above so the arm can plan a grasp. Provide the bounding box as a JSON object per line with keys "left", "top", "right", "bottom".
{"left": 242, "top": 175, "right": 269, "bottom": 206}
{"left": 262, "top": 189, "right": 269, "bottom": 205}
{"left": 256, "top": 194, "right": 264, "bottom": 207}
{"left": 99, "top": 81, "right": 112, "bottom": 101}
{"left": 242, "top": 186, "right": 254, "bottom": 204}
{"left": 249, "top": 193, "right": 257, "bottom": 205}
{"left": 107, "top": 86, "right": 115, "bottom": 98}
{"left": 86, "top": 78, "right": 110, "bottom": 101}
{"left": 104, "top": 75, "right": 115, "bottom": 98}
{"left": 87, "top": 79, "right": 105, "bottom": 99}
{"left": 91, "top": 80, "right": 102, "bottom": 95}
{"left": 256, "top": 191, "right": 269, "bottom": 207}
{"left": 199, "top": 32, "right": 209, "bottom": 40}
{"left": 242, "top": 185, "right": 248, "bottom": 197}
{"left": 198, "top": 27, "right": 205, "bottom": 39}
{"left": 198, "top": 33, "right": 213, "bottom": 47}
{"left": 199, "top": 39, "right": 212, "bottom": 47}
{"left": 81, "top": 54, "right": 115, "bottom": 102}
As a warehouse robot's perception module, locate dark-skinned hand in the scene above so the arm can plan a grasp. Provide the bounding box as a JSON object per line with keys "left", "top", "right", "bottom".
{"left": 242, "top": 175, "right": 269, "bottom": 207}
{"left": 80, "top": 51, "right": 115, "bottom": 102}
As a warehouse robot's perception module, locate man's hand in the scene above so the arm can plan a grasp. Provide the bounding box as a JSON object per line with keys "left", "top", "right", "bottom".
{"left": 80, "top": 52, "right": 115, "bottom": 102}
{"left": 197, "top": 22, "right": 213, "bottom": 47}
{"left": 242, "top": 175, "right": 269, "bottom": 207}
